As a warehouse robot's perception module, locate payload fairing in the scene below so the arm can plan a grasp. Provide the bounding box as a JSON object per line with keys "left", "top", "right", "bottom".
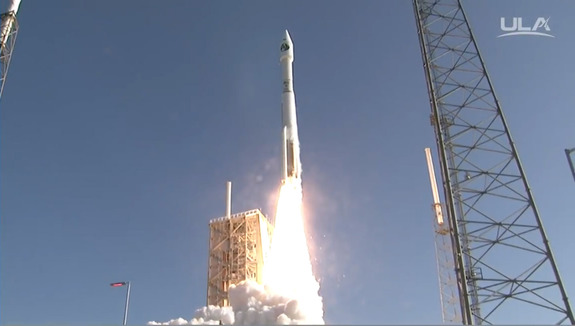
{"left": 280, "top": 30, "right": 302, "bottom": 182}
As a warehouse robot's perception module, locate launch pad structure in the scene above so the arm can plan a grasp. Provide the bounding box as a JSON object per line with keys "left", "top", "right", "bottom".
{"left": 414, "top": 0, "right": 574, "bottom": 324}
{"left": 0, "top": 2, "right": 21, "bottom": 101}
{"left": 206, "top": 183, "right": 273, "bottom": 307}
{"left": 565, "top": 148, "right": 575, "bottom": 182}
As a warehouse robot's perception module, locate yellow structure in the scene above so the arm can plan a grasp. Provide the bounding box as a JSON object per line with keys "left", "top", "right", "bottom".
{"left": 206, "top": 209, "right": 273, "bottom": 306}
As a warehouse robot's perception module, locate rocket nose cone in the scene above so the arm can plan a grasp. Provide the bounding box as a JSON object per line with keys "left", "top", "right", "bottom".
{"left": 280, "top": 30, "right": 293, "bottom": 60}
{"left": 284, "top": 30, "right": 293, "bottom": 44}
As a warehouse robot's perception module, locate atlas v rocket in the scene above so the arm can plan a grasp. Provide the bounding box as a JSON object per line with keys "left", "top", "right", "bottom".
{"left": 280, "top": 30, "right": 302, "bottom": 182}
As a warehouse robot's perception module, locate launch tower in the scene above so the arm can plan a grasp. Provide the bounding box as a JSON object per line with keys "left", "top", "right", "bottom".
{"left": 414, "top": 0, "right": 574, "bottom": 324}
{"left": 1, "top": 0, "right": 21, "bottom": 100}
{"left": 565, "top": 148, "right": 575, "bottom": 182}
{"left": 206, "top": 183, "right": 273, "bottom": 307}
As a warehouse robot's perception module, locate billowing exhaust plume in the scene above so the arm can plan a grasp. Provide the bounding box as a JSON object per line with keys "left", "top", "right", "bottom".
{"left": 148, "top": 278, "right": 322, "bottom": 325}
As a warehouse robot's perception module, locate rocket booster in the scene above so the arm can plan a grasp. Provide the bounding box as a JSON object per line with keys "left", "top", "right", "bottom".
{"left": 280, "top": 30, "right": 302, "bottom": 182}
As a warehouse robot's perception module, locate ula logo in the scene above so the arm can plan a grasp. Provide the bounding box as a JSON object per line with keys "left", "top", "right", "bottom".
{"left": 498, "top": 17, "right": 554, "bottom": 38}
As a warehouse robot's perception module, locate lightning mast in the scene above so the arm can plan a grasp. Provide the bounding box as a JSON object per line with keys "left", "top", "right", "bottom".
{"left": 1, "top": 0, "right": 21, "bottom": 101}
{"left": 414, "top": 0, "right": 574, "bottom": 324}
{"left": 425, "top": 148, "right": 461, "bottom": 324}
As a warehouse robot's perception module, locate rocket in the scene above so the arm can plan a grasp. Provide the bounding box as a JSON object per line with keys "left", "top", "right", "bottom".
{"left": 280, "top": 30, "right": 302, "bottom": 182}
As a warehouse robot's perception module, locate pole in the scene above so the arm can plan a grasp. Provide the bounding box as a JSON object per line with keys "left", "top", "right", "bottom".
{"left": 123, "top": 281, "right": 131, "bottom": 325}
{"left": 226, "top": 181, "right": 232, "bottom": 218}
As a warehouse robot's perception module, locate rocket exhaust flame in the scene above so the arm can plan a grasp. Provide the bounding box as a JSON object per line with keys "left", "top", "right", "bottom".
{"left": 263, "top": 177, "right": 324, "bottom": 324}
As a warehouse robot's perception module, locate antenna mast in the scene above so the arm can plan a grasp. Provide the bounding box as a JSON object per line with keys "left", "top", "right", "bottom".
{"left": 425, "top": 148, "right": 462, "bottom": 324}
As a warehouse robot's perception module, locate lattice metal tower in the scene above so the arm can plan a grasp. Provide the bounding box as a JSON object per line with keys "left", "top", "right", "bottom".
{"left": 565, "top": 148, "right": 575, "bottom": 182}
{"left": 206, "top": 209, "right": 273, "bottom": 307}
{"left": 1, "top": 2, "right": 20, "bottom": 100}
{"left": 413, "top": 1, "right": 574, "bottom": 324}
{"left": 425, "top": 148, "right": 461, "bottom": 324}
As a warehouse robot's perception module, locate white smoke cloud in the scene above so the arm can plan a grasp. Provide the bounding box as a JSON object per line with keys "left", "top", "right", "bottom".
{"left": 148, "top": 280, "right": 323, "bottom": 325}
{"left": 148, "top": 305, "right": 233, "bottom": 326}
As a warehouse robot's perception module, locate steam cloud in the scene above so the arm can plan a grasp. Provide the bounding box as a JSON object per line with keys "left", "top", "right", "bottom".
{"left": 148, "top": 280, "right": 322, "bottom": 325}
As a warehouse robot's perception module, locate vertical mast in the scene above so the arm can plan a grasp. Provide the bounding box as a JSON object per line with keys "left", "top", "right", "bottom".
{"left": 425, "top": 148, "right": 463, "bottom": 324}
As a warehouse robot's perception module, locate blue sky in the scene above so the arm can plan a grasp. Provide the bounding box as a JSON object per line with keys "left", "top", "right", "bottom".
{"left": 1, "top": 1, "right": 574, "bottom": 324}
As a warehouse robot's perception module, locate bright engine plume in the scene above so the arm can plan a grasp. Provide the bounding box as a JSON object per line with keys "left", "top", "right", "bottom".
{"left": 263, "top": 177, "right": 324, "bottom": 323}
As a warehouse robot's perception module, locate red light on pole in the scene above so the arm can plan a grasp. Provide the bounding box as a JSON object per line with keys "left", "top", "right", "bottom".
{"left": 110, "top": 281, "right": 131, "bottom": 325}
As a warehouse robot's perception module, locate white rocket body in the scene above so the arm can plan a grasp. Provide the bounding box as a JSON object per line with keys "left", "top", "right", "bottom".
{"left": 1, "top": 0, "right": 21, "bottom": 48}
{"left": 280, "top": 30, "right": 302, "bottom": 182}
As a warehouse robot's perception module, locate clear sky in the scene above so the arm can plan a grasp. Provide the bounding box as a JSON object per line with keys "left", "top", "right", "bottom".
{"left": 1, "top": 1, "right": 574, "bottom": 325}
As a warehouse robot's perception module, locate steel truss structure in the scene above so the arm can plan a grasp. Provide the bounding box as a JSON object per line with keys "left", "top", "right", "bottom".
{"left": 565, "top": 148, "right": 575, "bottom": 182}
{"left": 1, "top": 10, "right": 19, "bottom": 100}
{"left": 426, "top": 148, "right": 462, "bottom": 324}
{"left": 432, "top": 213, "right": 462, "bottom": 324}
{"left": 413, "top": 0, "right": 574, "bottom": 324}
{"left": 206, "top": 209, "right": 273, "bottom": 306}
